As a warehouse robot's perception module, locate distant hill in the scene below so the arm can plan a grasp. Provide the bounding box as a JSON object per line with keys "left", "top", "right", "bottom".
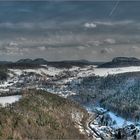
{"left": 16, "top": 58, "right": 48, "bottom": 65}
{"left": 0, "top": 90, "right": 89, "bottom": 140}
{"left": 3, "top": 57, "right": 140, "bottom": 69}
{"left": 98, "top": 57, "right": 140, "bottom": 68}
{"left": 16, "top": 58, "right": 33, "bottom": 64}
{"left": 47, "top": 59, "right": 102, "bottom": 68}
{"left": 0, "top": 58, "right": 103, "bottom": 68}
{"left": 32, "top": 58, "right": 48, "bottom": 64}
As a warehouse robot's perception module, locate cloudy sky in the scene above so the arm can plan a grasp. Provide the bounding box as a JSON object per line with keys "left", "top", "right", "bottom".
{"left": 0, "top": 1, "right": 140, "bottom": 61}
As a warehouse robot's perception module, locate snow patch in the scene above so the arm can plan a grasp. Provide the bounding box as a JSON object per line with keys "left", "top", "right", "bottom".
{"left": 108, "top": 112, "right": 133, "bottom": 128}
{"left": 0, "top": 95, "right": 22, "bottom": 106}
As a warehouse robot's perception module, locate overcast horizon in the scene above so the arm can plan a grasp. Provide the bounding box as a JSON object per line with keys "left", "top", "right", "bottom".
{"left": 0, "top": 1, "right": 140, "bottom": 61}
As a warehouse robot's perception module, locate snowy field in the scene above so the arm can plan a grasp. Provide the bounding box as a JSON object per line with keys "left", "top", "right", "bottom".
{"left": 0, "top": 95, "right": 22, "bottom": 106}
{"left": 8, "top": 65, "right": 140, "bottom": 79}
{"left": 93, "top": 66, "right": 140, "bottom": 77}
{"left": 9, "top": 66, "right": 64, "bottom": 77}
{"left": 77, "top": 66, "right": 140, "bottom": 77}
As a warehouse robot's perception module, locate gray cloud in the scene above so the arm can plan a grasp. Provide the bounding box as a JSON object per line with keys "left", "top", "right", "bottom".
{"left": 100, "top": 48, "right": 114, "bottom": 55}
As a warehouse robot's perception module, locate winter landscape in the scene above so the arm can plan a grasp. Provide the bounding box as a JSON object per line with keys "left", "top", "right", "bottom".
{"left": 0, "top": 57, "right": 139, "bottom": 139}
{"left": 0, "top": 1, "right": 140, "bottom": 140}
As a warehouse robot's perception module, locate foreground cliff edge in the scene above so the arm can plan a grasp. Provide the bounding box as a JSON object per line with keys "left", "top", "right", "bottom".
{"left": 0, "top": 90, "right": 89, "bottom": 140}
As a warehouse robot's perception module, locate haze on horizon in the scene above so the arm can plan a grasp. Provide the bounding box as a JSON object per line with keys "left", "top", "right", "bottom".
{"left": 0, "top": 1, "right": 140, "bottom": 62}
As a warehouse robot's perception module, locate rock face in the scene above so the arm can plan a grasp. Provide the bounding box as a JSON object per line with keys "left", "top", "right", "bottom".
{"left": 99, "top": 57, "right": 140, "bottom": 68}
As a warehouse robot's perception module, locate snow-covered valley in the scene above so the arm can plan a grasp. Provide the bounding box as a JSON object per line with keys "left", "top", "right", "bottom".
{"left": 8, "top": 65, "right": 140, "bottom": 78}
{"left": 0, "top": 64, "right": 140, "bottom": 139}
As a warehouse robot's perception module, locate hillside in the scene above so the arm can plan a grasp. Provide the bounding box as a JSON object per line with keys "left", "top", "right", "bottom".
{"left": 99, "top": 57, "right": 140, "bottom": 68}
{"left": 70, "top": 72, "right": 140, "bottom": 120}
{"left": 0, "top": 90, "right": 89, "bottom": 140}
{"left": 1, "top": 57, "right": 140, "bottom": 139}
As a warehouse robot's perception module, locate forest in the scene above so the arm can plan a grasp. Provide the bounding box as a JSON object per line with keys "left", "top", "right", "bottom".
{"left": 69, "top": 72, "right": 140, "bottom": 121}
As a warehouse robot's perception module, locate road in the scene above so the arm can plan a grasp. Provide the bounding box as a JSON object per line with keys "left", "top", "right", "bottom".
{"left": 86, "top": 113, "right": 105, "bottom": 140}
